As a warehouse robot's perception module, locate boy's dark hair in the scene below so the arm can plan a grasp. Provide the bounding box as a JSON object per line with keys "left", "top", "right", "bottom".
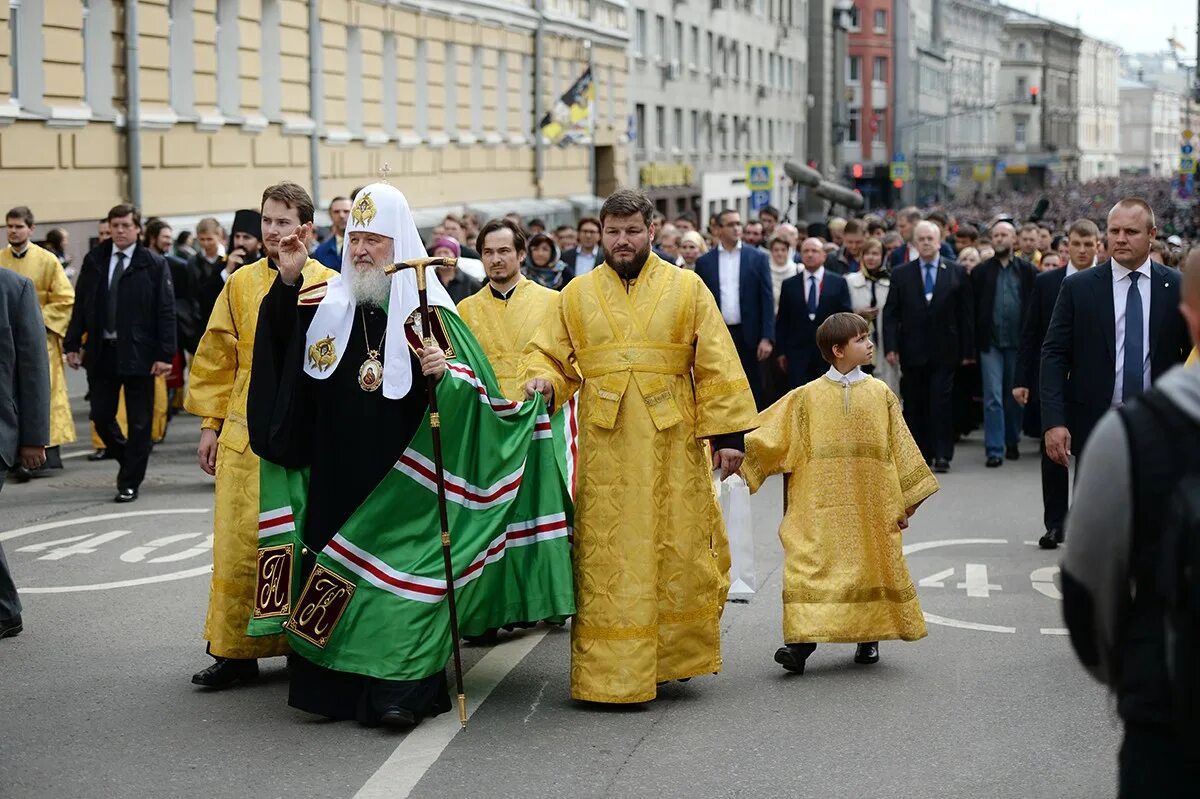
{"left": 816, "top": 312, "right": 870, "bottom": 365}
{"left": 107, "top": 203, "right": 141, "bottom": 228}
{"left": 6, "top": 206, "right": 33, "bottom": 227}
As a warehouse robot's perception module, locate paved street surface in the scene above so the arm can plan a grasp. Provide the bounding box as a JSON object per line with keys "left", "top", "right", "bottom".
{"left": 2, "top": 374, "right": 1120, "bottom": 798}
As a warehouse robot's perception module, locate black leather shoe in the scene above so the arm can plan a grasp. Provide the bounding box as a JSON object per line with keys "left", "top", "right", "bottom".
{"left": 774, "top": 642, "right": 817, "bottom": 674}
{"left": 192, "top": 657, "right": 259, "bottom": 688}
{"left": 87, "top": 449, "right": 109, "bottom": 461}
{"left": 377, "top": 706, "right": 417, "bottom": 729}
{"left": 463, "top": 628, "right": 500, "bottom": 646}
{"left": 1006, "top": 445, "right": 1020, "bottom": 460}
{"left": 854, "top": 642, "right": 880, "bottom": 664}
{"left": 932, "top": 458, "right": 950, "bottom": 473}
{"left": 0, "top": 615, "right": 22, "bottom": 639}
{"left": 986, "top": 456, "right": 1003, "bottom": 468}
{"left": 1038, "top": 528, "right": 1063, "bottom": 550}
{"left": 114, "top": 488, "right": 138, "bottom": 503}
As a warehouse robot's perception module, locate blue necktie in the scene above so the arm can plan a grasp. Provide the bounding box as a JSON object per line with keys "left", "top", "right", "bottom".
{"left": 923, "top": 263, "right": 935, "bottom": 296}
{"left": 807, "top": 275, "right": 819, "bottom": 316}
{"left": 1122, "top": 271, "right": 1144, "bottom": 403}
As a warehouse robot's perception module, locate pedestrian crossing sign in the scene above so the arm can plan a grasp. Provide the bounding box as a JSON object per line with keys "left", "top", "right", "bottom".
{"left": 1181, "top": 156, "right": 1197, "bottom": 175}
{"left": 746, "top": 162, "right": 773, "bottom": 190}
{"left": 889, "top": 161, "right": 910, "bottom": 181}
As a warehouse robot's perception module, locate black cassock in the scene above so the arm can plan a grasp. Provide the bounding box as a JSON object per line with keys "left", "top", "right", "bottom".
{"left": 248, "top": 276, "right": 451, "bottom": 724}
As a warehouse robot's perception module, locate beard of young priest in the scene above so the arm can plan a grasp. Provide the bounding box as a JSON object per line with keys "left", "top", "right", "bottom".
{"left": 247, "top": 182, "right": 456, "bottom": 727}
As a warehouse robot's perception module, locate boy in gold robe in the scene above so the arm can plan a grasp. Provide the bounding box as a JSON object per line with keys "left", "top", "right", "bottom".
{"left": 524, "top": 190, "right": 757, "bottom": 703}
{"left": 185, "top": 193, "right": 334, "bottom": 689}
{"left": 1, "top": 206, "right": 75, "bottom": 476}
{"left": 458, "top": 219, "right": 559, "bottom": 402}
{"left": 741, "top": 312, "right": 938, "bottom": 673}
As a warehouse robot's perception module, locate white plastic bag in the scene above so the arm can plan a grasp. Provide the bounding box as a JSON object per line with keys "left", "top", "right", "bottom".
{"left": 715, "top": 472, "right": 756, "bottom": 598}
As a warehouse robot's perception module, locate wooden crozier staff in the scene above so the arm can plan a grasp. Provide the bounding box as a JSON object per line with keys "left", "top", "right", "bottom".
{"left": 384, "top": 255, "right": 469, "bottom": 728}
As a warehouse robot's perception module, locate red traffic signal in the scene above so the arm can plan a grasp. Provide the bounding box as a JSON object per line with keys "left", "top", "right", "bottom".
{"left": 852, "top": 163, "right": 864, "bottom": 179}
{"left": 1030, "top": 86, "right": 1039, "bottom": 105}
{"left": 892, "top": 178, "right": 904, "bottom": 189}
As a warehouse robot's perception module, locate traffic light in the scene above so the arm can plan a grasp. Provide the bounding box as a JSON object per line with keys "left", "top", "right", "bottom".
{"left": 852, "top": 163, "right": 864, "bottom": 179}
{"left": 893, "top": 178, "right": 904, "bottom": 189}
{"left": 1030, "top": 86, "right": 1039, "bottom": 105}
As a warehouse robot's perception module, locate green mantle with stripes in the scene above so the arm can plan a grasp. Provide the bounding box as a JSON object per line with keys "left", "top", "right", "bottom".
{"left": 248, "top": 309, "right": 575, "bottom": 682}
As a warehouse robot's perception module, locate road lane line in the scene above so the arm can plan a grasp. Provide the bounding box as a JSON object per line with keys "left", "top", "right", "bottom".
{"left": 0, "top": 509, "right": 210, "bottom": 543}
{"left": 922, "top": 612, "right": 1015, "bottom": 634}
{"left": 901, "top": 538, "right": 1007, "bottom": 555}
{"left": 354, "top": 628, "right": 550, "bottom": 799}
{"left": 19, "top": 565, "right": 212, "bottom": 593}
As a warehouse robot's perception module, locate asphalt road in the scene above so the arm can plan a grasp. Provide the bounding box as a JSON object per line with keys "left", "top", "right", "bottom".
{"left": 0, "top": 378, "right": 1121, "bottom": 799}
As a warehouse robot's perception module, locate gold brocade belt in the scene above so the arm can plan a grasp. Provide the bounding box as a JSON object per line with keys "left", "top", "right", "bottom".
{"left": 576, "top": 343, "right": 692, "bottom": 378}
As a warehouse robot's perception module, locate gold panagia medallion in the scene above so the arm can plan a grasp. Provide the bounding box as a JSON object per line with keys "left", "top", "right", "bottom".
{"left": 358, "top": 355, "right": 384, "bottom": 391}
{"left": 308, "top": 335, "right": 337, "bottom": 372}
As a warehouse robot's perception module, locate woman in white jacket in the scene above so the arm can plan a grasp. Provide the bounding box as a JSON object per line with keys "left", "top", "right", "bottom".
{"left": 845, "top": 237, "right": 900, "bottom": 395}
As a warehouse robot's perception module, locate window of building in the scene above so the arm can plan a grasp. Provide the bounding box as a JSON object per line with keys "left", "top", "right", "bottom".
{"left": 655, "top": 104, "right": 666, "bottom": 149}
{"left": 381, "top": 32, "right": 397, "bottom": 136}
{"left": 444, "top": 42, "right": 457, "bottom": 137}
{"left": 166, "top": 0, "right": 195, "bottom": 118}
{"left": 1016, "top": 76, "right": 1026, "bottom": 99}
{"left": 496, "top": 50, "right": 509, "bottom": 135}
{"left": 655, "top": 14, "right": 666, "bottom": 61}
{"left": 872, "top": 109, "right": 885, "bottom": 142}
{"left": 345, "top": 27, "right": 363, "bottom": 135}
{"left": 848, "top": 56, "right": 861, "bottom": 82}
{"left": 673, "top": 107, "right": 683, "bottom": 149}
{"left": 470, "top": 45, "right": 484, "bottom": 139}
{"left": 673, "top": 20, "right": 683, "bottom": 64}
{"left": 83, "top": 0, "right": 115, "bottom": 117}
{"left": 1016, "top": 42, "right": 1027, "bottom": 59}
{"left": 635, "top": 103, "right": 646, "bottom": 149}
{"left": 768, "top": 119, "right": 774, "bottom": 151}
{"left": 415, "top": 40, "right": 429, "bottom": 138}
{"left": 746, "top": 43, "right": 753, "bottom": 83}
{"left": 634, "top": 10, "right": 646, "bottom": 56}
{"left": 706, "top": 32, "right": 714, "bottom": 72}
{"left": 606, "top": 64, "right": 615, "bottom": 127}
{"left": 690, "top": 109, "right": 699, "bottom": 149}
{"left": 260, "top": 0, "right": 281, "bottom": 121}
{"left": 874, "top": 9, "right": 886, "bottom": 32}
{"left": 690, "top": 25, "right": 700, "bottom": 69}
{"left": 872, "top": 56, "right": 886, "bottom": 83}
{"left": 1015, "top": 119, "right": 1027, "bottom": 144}
{"left": 848, "top": 108, "right": 860, "bottom": 142}
{"left": 520, "top": 53, "right": 532, "bottom": 137}
{"left": 215, "top": 0, "right": 240, "bottom": 117}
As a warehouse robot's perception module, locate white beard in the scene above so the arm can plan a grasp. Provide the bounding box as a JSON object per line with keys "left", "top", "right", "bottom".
{"left": 344, "top": 265, "right": 392, "bottom": 308}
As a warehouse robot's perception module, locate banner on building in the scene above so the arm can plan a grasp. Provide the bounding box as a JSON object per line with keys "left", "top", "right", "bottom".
{"left": 540, "top": 68, "right": 594, "bottom": 146}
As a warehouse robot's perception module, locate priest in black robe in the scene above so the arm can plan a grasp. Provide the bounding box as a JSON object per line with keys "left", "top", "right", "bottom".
{"left": 248, "top": 182, "right": 456, "bottom": 728}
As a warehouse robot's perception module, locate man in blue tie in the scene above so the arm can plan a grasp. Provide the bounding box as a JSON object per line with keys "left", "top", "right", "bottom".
{"left": 883, "top": 221, "right": 975, "bottom": 472}
{"left": 1041, "top": 198, "right": 1191, "bottom": 480}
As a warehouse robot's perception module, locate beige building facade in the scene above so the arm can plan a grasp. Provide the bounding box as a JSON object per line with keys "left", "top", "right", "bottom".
{"left": 0, "top": 0, "right": 628, "bottom": 263}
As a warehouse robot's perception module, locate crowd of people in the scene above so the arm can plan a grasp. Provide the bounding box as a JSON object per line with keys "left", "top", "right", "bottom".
{"left": 2, "top": 174, "right": 1199, "bottom": 795}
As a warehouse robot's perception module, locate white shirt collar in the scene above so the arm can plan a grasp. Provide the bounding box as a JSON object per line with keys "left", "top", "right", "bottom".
{"left": 112, "top": 243, "right": 135, "bottom": 260}
{"left": 720, "top": 240, "right": 742, "bottom": 256}
{"left": 825, "top": 365, "right": 867, "bottom": 385}
{"left": 803, "top": 265, "right": 825, "bottom": 283}
{"left": 1112, "top": 257, "right": 1152, "bottom": 282}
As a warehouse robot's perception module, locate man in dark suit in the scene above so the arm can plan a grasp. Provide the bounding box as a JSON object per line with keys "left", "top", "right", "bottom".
{"left": 0, "top": 268, "right": 50, "bottom": 639}
{"left": 883, "top": 220, "right": 975, "bottom": 472}
{"left": 887, "top": 207, "right": 956, "bottom": 269}
{"left": 971, "top": 221, "right": 1037, "bottom": 467}
{"left": 1041, "top": 197, "right": 1191, "bottom": 483}
{"left": 695, "top": 208, "right": 775, "bottom": 408}
{"left": 65, "top": 204, "right": 177, "bottom": 503}
{"left": 778, "top": 237, "right": 853, "bottom": 387}
{"left": 312, "top": 196, "right": 350, "bottom": 271}
{"left": 824, "top": 218, "right": 865, "bottom": 275}
{"left": 560, "top": 216, "right": 604, "bottom": 276}
{"left": 1014, "top": 219, "right": 1099, "bottom": 549}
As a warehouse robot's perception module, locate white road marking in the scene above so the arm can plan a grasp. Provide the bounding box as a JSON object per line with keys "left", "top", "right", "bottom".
{"left": 0, "top": 509, "right": 210, "bottom": 543}
{"left": 923, "top": 612, "right": 1015, "bottom": 634}
{"left": 1040, "top": 628, "right": 1069, "bottom": 636}
{"left": 121, "top": 533, "right": 205, "bottom": 563}
{"left": 917, "top": 567, "right": 955, "bottom": 588}
{"left": 354, "top": 628, "right": 550, "bottom": 799}
{"left": 1030, "top": 566, "right": 1062, "bottom": 601}
{"left": 149, "top": 534, "right": 213, "bottom": 563}
{"left": 956, "top": 563, "right": 1000, "bottom": 598}
{"left": 37, "top": 530, "right": 133, "bottom": 561}
{"left": 19, "top": 565, "right": 212, "bottom": 593}
{"left": 16, "top": 533, "right": 93, "bottom": 553}
{"left": 59, "top": 448, "right": 95, "bottom": 461}
{"left": 523, "top": 678, "right": 550, "bottom": 724}
{"left": 902, "top": 538, "right": 1008, "bottom": 555}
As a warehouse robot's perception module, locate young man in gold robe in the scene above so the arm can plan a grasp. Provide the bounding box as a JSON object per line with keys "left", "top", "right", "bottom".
{"left": 524, "top": 189, "right": 758, "bottom": 704}
{"left": 1, "top": 206, "right": 75, "bottom": 477}
{"left": 458, "top": 218, "right": 559, "bottom": 402}
{"left": 185, "top": 183, "right": 334, "bottom": 689}
{"left": 741, "top": 313, "right": 939, "bottom": 674}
